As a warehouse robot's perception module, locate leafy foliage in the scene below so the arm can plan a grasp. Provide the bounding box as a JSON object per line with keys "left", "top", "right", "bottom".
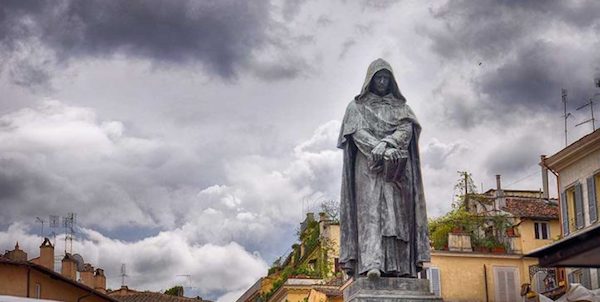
{"left": 164, "top": 285, "right": 183, "bottom": 296}
{"left": 263, "top": 214, "right": 339, "bottom": 301}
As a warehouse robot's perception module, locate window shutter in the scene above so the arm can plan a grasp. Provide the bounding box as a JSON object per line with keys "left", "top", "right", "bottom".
{"left": 429, "top": 268, "right": 441, "bottom": 297}
{"left": 506, "top": 269, "right": 517, "bottom": 301}
{"left": 568, "top": 272, "right": 575, "bottom": 284}
{"left": 494, "top": 267, "right": 518, "bottom": 302}
{"left": 588, "top": 176, "right": 598, "bottom": 223}
{"left": 541, "top": 223, "right": 548, "bottom": 239}
{"left": 534, "top": 222, "right": 540, "bottom": 239}
{"left": 582, "top": 269, "right": 592, "bottom": 289}
{"left": 561, "top": 191, "right": 569, "bottom": 235}
{"left": 575, "top": 183, "right": 585, "bottom": 229}
{"left": 496, "top": 270, "right": 507, "bottom": 302}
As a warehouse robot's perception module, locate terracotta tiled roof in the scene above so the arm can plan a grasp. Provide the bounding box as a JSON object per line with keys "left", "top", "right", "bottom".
{"left": 109, "top": 288, "right": 210, "bottom": 302}
{"left": 0, "top": 258, "right": 118, "bottom": 302}
{"left": 111, "top": 293, "right": 205, "bottom": 302}
{"left": 502, "top": 198, "right": 559, "bottom": 219}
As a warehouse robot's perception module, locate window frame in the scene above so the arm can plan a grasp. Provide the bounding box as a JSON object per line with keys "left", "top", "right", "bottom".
{"left": 534, "top": 221, "right": 550, "bottom": 240}
{"left": 426, "top": 266, "right": 441, "bottom": 297}
{"left": 564, "top": 181, "right": 585, "bottom": 232}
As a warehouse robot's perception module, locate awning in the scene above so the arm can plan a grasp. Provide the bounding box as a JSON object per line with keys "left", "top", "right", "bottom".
{"left": 527, "top": 223, "right": 600, "bottom": 268}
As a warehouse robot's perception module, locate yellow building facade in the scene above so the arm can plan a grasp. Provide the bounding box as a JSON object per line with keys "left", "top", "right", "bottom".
{"left": 237, "top": 212, "right": 343, "bottom": 302}
{"left": 428, "top": 189, "right": 561, "bottom": 302}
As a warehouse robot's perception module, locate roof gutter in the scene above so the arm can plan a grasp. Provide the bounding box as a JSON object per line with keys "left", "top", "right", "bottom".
{"left": 77, "top": 292, "right": 94, "bottom": 302}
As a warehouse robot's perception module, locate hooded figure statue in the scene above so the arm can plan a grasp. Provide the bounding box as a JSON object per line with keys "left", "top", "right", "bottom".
{"left": 338, "top": 58, "right": 430, "bottom": 279}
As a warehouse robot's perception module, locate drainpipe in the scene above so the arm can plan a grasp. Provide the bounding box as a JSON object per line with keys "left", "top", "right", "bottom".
{"left": 540, "top": 156, "right": 566, "bottom": 286}
{"left": 540, "top": 155, "right": 550, "bottom": 200}
{"left": 483, "top": 264, "right": 489, "bottom": 302}
{"left": 495, "top": 175, "right": 505, "bottom": 210}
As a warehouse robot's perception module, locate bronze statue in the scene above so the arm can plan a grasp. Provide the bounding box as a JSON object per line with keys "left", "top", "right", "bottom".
{"left": 338, "top": 58, "right": 430, "bottom": 279}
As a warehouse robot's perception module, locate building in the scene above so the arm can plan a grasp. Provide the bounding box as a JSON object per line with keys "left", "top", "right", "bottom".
{"left": 108, "top": 285, "right": 209, "bottom": 302}
{"left": 427, "top": 180, "right": 561, "bottom": 302}
{"left": 528, "top": 129, "right": 600, "bottom": 289}
{"left": 0, "top": 238, "right": 116, "bottom": 302}
{"left": 236, "top": 212, "right": 343, "bottom": 302}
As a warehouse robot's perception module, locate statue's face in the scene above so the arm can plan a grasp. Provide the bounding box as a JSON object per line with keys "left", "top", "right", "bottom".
{"left": 370, "top": 69, "right": 391, "bottom": 96}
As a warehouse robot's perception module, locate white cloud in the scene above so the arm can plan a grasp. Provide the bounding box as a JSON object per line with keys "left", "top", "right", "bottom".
{"left": 0, "top": 223, "right": 267, "bottom": 301}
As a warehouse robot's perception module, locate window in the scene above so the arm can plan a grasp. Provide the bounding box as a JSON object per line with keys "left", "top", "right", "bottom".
{"left": 534, "top": 222, "right": 549, "bottom": 239}
{"left": 494, "top": 267, "right": 520, "bottom": 302}
{"left": 587, "top": 173, "right": 599, "bottom": 223}
{"left": 334, "top": 258, "right": 340, "bottom": 273}
{"left": 308, "top": 259, "right": 316, "bottom": 271}
{"left": 561, "top": 183, "right": 585, "bottom": 235}
{"left": 425, "top": 267, "right": 441, "bottom": 297}
{"left": 568, "top": 269, "right": 591, "bottom": 289}
{"left": 35, "top": 283, "right": 41, "bottom": 298}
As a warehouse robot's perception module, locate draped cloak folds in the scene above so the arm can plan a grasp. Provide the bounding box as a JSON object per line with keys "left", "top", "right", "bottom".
{"left": 337, "top": 58, "right": 430, "bottom": 277}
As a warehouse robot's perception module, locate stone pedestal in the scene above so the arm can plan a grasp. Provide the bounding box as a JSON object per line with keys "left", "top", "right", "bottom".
{"left": 343, "top": 277, "right": 443, "bottom": 302}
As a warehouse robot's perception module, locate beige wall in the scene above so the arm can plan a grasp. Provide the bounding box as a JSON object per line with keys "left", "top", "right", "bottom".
{"left": 518, "top": 220, "right": 561, "bottom": 253}
{"left": 431, "top": 252, "right": 539, "bottom": 302}
{"left": 270, "top": 287, "right": 311, "bottom": 302}
{"left": 557, "top": 148, "right": 600, "bottom": 229}
{"left": 0, "top": 263, "right": 112, "bottom": 302}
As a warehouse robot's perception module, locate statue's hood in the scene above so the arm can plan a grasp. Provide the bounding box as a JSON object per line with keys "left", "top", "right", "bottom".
{"left": 356, "top": 58, "right": 406, "bottom": 102}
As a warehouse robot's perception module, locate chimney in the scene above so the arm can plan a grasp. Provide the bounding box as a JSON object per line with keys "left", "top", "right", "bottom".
{"left": 39, "top": 238, "right": 54, "bottom": 270}
{"left": 495, "top": 175, "right": 506, "bottom": 210}
{"left": 540, "top": 155, "right": 549, "bottom": 200}
{"left": 4, "top": 242, "right": 27, "bottom": 261}
{"left": 80, "top": 263, "right": 95, "bottom": 288}
{"left": 61, "top": 254, "right": 77, "bottom": 280}
{"left": 94, "top": 268, "right": 106, "bottom": 293}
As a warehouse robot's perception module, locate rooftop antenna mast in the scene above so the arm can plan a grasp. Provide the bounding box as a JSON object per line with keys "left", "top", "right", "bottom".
{"left": 121, "top": 264, "right": 128, "bottom": 287}
{"left": 35, "top": 217, "right": 45, "bottom": 237}
{"left": 575, "top": 76, "right": 600, "bottom": 132}
{"left": 62, "top": 213, "right": 76, "bottom": 254}
{"left": 49, "top": 215, "right": 59, "bottom": 244}
{"left": 575, "top": 98, "right": 596, "bottom": 131}
{"left": 176, "top": 274, "right": 193, "bottom": 293}
{"left": 562, "top": 89, "right": 572, "bottom": 147}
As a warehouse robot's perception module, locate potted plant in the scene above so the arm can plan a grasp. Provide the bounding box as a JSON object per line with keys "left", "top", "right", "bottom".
{"left": 491, "top": 244, "right": 506, "bottom": 254}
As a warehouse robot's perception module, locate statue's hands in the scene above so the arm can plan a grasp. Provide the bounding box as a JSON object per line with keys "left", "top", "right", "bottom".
{"left": 384, "top": 148, "right": 403, "bottom": 164}
{"left": 371, "top": 142, "right": 387, "bottom": 162}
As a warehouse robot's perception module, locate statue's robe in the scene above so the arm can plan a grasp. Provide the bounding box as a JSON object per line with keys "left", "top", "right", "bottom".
{"left": 337, "top": 58, "right": 430, "bottom": 277}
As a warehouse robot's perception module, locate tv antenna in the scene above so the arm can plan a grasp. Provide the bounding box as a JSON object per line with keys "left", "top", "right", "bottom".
{"left": 62, "top": 213, "right": 77, "bottom": 254}
{"left": 48, "top": 215, "right": 59, "bottom": 246}
{"left": 176, "top": 274, "right": 193, "bottom": 290}
{"left": 575, "top": 98, "right": 596, "bottom": 131}
{"left": 121, "top": 264, "right": 128, "bottom": 287}
{"left": 35, "top": 217, "right": 45, "bottom": 237}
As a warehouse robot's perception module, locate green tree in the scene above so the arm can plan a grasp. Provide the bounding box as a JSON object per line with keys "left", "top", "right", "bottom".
{"left": 164, "top": 285, "right": 184, "bottom": 296}
{"left": 454, "top": 171, "right": 478, "bottom": 209}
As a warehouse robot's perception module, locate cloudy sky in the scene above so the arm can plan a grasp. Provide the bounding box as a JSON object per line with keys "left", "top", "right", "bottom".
{"left": 1, "top": 0, "right": 599, "bottom": 300}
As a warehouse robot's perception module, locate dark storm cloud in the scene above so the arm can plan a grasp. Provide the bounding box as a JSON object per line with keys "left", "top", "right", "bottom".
{"left": 428, "top": 0, "right": 600, "bottom": 61}
{"left": 484, "top": 134, "right": 544, "bottom": 177}
{"left": 478, "top": 41, "right": 600, "bottom": 112}
{"left": 424, "top": 0, "right": 600, "bottom": 128}
{"left": 0, "top": 0, "right": 273, "bottom": 84}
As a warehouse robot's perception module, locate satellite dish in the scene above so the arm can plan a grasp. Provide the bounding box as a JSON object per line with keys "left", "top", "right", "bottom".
{"left": 72, "top": 254, "right": 85, "bottom": 271}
